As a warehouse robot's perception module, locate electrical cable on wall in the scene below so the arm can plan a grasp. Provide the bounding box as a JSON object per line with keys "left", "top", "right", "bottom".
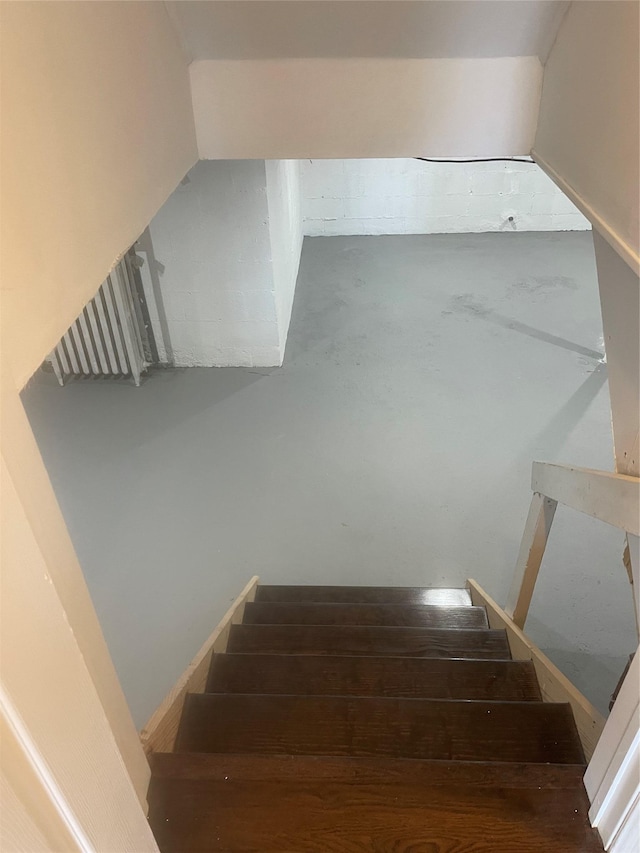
{"left": 414, "top": 157, "right": 535, "bottom": 164}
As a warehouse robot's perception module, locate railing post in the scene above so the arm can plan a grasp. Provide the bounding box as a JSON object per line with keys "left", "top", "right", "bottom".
{"left": 505, "top": 492, "right": 558, "bottom": 629}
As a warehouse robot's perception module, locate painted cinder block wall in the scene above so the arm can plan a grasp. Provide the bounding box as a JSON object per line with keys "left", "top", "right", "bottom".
{"left": 266, "top": 160, "right": 304, "bottom": 352}
{"left": 143, "top": 159, "right": 302, "bottom": 368}
{"left": 146, "top": 158, "right": 588, "bottom": 368}
{"left": 302, "top": 159, "right": 591, "bottom": 236}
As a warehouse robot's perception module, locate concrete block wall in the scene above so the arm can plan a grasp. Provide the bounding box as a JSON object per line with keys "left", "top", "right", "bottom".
{"left": 141, "top": 157, "right": 587, "bottom": 368}
{"left": 266, "top": 160, "right": 303, "bottom": 352}
{"left": 302, "top": 159, "right": 591, "bottom": 236}
{"left": 143, "top": 159, "right": 302, "bottom": 367}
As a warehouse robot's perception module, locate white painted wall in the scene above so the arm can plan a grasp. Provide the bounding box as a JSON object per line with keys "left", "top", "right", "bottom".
{"left": 146, "top": 161, "right": 278, "bottom": 368}
{"left": 191, "top": 57, "right": 542, "bottom": 160}
{"left": 169, "top": 1, "right": 569, "bottom": 63}
{"left": 534, "top": 5, "right": 640, "bottom": 833}
{"left": 593, "top": 232, "right": 640, "bottom": 479}
{"left": 266, "top": 161, "right": 304, "bottom": 350}
{"left": 302, "top": 159, "right": 590, "bottom": 236}
{"left": 0, "top": 7, "right": 197, "bottom": 843}
{"left": 145, "top": 160, "right": 302, "bottom": 367}
{"left": 534, "top": 0, "right": 639, "bottom": 265}
{"left": 0, "top": 2, "right": 198, "bottom": 388}
{"left": 2, "top": 372, "right": 156, "bottom": 848}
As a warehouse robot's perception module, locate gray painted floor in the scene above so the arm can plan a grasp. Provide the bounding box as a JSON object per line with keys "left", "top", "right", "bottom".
{"left": 23, "top": 232, "right": 637, "bottom": 727}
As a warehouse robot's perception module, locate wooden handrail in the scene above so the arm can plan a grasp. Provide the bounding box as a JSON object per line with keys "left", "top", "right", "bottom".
{"left": 531, "top": 462, "right": 639, "bottom": 536}
{"left": 506, "top": 462, "right": 640, "bottom": 629}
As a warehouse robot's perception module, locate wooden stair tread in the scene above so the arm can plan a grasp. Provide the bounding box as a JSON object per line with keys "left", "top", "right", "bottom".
{"left": 256, "top": 584, "right": 472, "bottom": 606}
{"left": 176, "top": 694, "right": 585, "bottom": 764}
{"left": 243, "top": 601, "right": 489, "bottom": 628}
{"left": 148, "top": 769, "right": 602, "bottom": 852}
{"left": 227, "top": 624, "right": 511, "bottom": 658}
{"left": 149, "top": 582, "right": 601, "bottom": 852}
{"left": 207, "top": 653, "right": 542, "bottom": 700}
{"left": 150, "top": 752, "right": 587, "bottom": 788}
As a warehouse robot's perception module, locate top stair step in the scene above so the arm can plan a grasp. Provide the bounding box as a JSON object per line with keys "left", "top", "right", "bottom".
{"left": 255, "top": 585, "right": 472, "bottom": 606}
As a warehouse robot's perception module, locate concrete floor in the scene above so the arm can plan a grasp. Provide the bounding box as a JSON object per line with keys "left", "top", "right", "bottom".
{"left": 23, "top": 232, "right": 637, "bottom": 727}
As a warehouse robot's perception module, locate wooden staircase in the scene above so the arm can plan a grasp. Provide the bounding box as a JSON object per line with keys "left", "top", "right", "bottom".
{"left": 147, "top": 585, "right": 604, "bottom": 851}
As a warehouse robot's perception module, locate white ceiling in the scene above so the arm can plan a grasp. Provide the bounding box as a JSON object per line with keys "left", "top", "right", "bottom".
{"left": 166, "top": 1, "right": 570, "bottom": 62}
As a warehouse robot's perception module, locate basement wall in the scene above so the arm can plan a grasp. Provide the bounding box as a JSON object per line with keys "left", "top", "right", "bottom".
{"left": 145, "top": 156, "right": 587, "bottom": 365}
{"left": 144, "top": 160, "right": 302, "bottom": 367}
{"left": 302, "top": 159, "right": 590, "bottom": 236}
{"left": 22, "top": 230, "right": 635, "bottom": 727}
{"left": 266, "top": 161, "right": 304, "bottom": 352}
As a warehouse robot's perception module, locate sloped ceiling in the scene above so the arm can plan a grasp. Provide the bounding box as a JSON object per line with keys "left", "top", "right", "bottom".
{"left": 166, "top": 0, "right": 570, "bottom": 62}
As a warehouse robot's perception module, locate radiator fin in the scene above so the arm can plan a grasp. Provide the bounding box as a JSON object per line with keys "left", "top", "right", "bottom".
{"left": 47, "top": 256, "right": 149, "bottom": 385}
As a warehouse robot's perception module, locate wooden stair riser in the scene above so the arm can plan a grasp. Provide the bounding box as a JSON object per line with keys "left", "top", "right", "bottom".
{"left": 177, "top": 693, "right": 585, "bottom": 764}
{"left": 255, "top": 585, "right": 473, "bottom": 605}
{"left": 227, "top": 623, "right": 512, "bottom": 658}
{"left": 207, "top": 653, "right": 542, "bottom": 701}
{"left": 150, "top": 752, "right": 588, "bottom": 787}
{"left": 243, "top": 601, "right": 489, "bottom": 628}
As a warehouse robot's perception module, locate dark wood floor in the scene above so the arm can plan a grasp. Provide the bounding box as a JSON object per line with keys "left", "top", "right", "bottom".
{"left": 147, "top": 585, "right": 604, "bottom": 852}
{"left": 149, "top": 774, "right": 602, "bottom": 852}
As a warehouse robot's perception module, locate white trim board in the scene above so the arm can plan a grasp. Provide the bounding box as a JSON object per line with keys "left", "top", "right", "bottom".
{"left": 610, "top": 793, "right": 640, "bottom": 853}
{"left": 601, "top": 734, "right": 640, "bottom": 851}
{"left": 0, "top": 685, "right": 94, "bottom": 853}
{"left": 586, "top": 647, "right": 640, "bottom": 850}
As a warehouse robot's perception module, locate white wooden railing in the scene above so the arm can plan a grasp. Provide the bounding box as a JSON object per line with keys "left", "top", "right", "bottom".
{"left": 507, "top": 461, "right": 640, "bottom": 853}
{"left": 506, "top": 462, "right": 639, "bottom": 630}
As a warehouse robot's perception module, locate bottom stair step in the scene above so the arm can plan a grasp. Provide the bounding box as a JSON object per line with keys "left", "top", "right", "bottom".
{"left": 148, "top": 755, "right": 603, "bottom": 853}
{"left": 176, "top": 694, "right": 585, "bottom": 764}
